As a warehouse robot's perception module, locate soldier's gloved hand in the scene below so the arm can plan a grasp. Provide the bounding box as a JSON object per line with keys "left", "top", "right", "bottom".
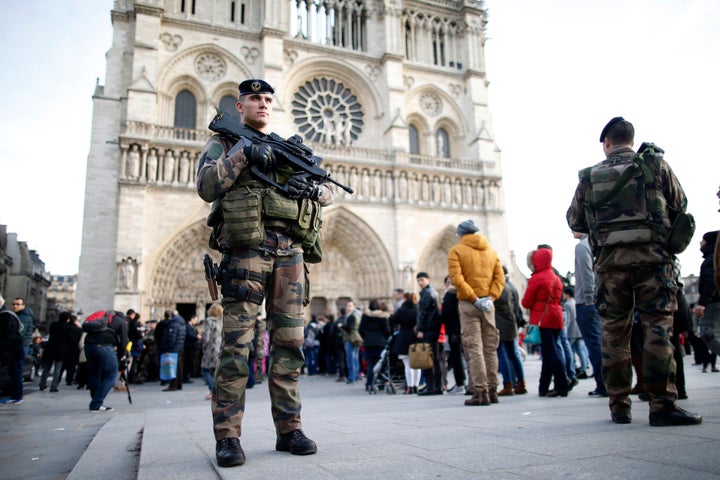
{"left": 286, "top": 176, "right": 321, "bottom": 201}
{"left": 243, "top": 144, "right": 276, "bottom": 172}
{"left": 474, "top": 296, "right": 493, "bottom": 312}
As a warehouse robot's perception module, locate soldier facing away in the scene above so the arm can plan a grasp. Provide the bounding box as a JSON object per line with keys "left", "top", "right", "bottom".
{"left": 196, "top": 79, "right": 336, "bottom": 467}
{"left": 566, "top": 116, "right": 701, "bottom": 427}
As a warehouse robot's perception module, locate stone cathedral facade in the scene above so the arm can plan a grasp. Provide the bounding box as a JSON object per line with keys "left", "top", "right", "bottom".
{"left": 75, "top": 0, "right": 512, "bottom": 321}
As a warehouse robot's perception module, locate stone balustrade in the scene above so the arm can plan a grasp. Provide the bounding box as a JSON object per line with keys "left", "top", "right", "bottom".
{"left": 118, "top": 122, "right": 502, "bottom": 210}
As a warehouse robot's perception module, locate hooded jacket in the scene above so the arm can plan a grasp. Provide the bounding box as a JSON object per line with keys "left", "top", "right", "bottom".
{"left": 521, "top": 248, "right": 563, "bottom": 330}
{"left": 448, "top": 233, "right": 505, "bottom": 302}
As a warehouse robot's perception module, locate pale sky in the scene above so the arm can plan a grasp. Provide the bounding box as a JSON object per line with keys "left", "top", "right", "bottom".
{"left": 0, "top": 0, "right": 718, "bottom": 281}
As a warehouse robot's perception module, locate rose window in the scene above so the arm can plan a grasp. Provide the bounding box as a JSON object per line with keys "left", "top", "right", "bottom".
{"left": 291, "top": 78, "right": 363, "bottom": 146}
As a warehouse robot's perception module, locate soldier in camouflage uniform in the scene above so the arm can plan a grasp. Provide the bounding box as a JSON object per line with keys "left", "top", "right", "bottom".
{"left": 196, "top": 79, "right": 336, "bottom": 467}
{"left": 566, "top": 116, "right": 701, "bottom": 427}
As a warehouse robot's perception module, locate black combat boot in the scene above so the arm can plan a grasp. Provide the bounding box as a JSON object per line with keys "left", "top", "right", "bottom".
{"left": 276, "top": 429, "right": 318, "bottom": 455}
{"left": 216, "top": 437, "right": 246, "bottom": 467}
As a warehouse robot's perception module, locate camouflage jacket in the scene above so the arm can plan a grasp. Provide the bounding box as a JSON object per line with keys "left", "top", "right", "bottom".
{"left": 196, "top": 132, "right": 336, "bottom": 246}
{"left": 566, "top": 145, "right": 687, "bottom": 272}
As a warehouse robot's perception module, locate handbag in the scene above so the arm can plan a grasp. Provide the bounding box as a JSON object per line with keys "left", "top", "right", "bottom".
{"left": 524, "top": 324, "right": 541, "bottom": 346}
{"left": 159, "top": 352, "right": 178, "bottom": 381}
{"left": 408, "top": 342, "right": 434, "bottom": 370}
{"left": 524, "top": 277, "right": 559, "bottom": 346}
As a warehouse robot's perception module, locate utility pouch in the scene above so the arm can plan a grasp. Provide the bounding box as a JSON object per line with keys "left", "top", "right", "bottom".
{"left": 667, "top": 211, "right": 695, "bottom": 254}
{"left": 263, "top": 188, "right": 299, "bottom": 220}
{"left": 222, "top": 188, "right": 264, "bottom": 247}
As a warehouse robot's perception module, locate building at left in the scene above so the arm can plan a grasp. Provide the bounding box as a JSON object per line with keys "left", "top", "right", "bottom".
{"left": 0, "top": 225, "right": 53, "bottom": 332}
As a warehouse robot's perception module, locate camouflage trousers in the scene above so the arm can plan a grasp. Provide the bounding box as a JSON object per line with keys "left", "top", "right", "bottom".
{"left": 596, "top": 263, "right": 678, "bottom": 414}
{"left": 212, "top": 231, "right": 307, "bottom": 441}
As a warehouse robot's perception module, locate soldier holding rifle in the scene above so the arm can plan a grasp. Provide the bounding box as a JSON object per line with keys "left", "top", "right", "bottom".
{"left": 196, "top": 79, "right": 339, "bottom": 468}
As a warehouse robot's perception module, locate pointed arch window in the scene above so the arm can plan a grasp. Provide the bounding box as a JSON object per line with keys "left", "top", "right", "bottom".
{"left": 409, "top": 125, "right": 420, "bottom": 155}
{"left": 219, "top": 95, "right": 237, "bottom": 116}
{"left": 174, "top": 90, "right": 197, "bottom": 129}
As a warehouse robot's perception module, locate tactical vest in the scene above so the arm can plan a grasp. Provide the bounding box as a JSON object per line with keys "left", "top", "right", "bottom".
{"left": 580, "top": 145, "right": 670, "bottom": 249}
{"left": 221, "top": 165, "right": 323, "bottom": 259}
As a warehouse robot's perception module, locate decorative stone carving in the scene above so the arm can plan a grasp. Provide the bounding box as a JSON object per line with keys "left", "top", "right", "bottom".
{"left": 194, "top": 53, "right": 226, "bottom": 82}
{"left": 448, "top": 83, "right": 462, "bottom": 97}
{"left": 117, "top": 257, "right": 137, "bottom": 292}
{"left": 283, "top": 49, "right": 299, "bottom": 66}
{"left": 365, "top": 64, "right": 381, "bottom": 81}
{"left": 159, "top": 32, "right": 182, "bottom": 51}
{"left": 241, "top": 46, "right": 261, "bottom": 65}
{"left": 419, "top": 92, "right": 442, "bottom": 117}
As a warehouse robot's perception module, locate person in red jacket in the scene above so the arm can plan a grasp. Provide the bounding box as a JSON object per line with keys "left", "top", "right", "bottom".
{"left": 522, "top": 247, "right": 568, "bottom": 397}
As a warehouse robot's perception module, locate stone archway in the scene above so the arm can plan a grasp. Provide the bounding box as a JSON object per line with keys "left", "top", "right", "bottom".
{"left": 309, "top": 207, "right": 395, "bottom": 313}
{"left": 149, "top": 220, "right": 213, "bottom": 316}
{"left": 417, "top": 224, "right": 457, "bottom": 293}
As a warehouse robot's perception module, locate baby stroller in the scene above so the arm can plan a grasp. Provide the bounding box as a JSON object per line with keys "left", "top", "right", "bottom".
{"left": 372, "top": 332, "right": 404, "bottom": 394}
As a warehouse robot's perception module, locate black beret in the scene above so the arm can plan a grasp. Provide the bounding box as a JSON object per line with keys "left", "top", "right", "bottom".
{"left": 238, "top": 79, "right": 274, "bottom": 96}
{"left": 599, "top": 116, "right": 626, "bottom": 142}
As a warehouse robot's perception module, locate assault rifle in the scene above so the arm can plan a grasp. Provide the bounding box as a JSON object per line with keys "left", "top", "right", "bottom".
{"left": 208, "top": 109, "right": 354, "bottom": 195}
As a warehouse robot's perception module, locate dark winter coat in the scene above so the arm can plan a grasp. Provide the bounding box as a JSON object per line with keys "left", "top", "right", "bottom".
{"left": 698, "top": 240, "right": 719, "bottom": 307}
{"left": 494, "top": 282, "right": 518, "bottom": 341}
{"left": 390, "top": 301, "right": 418, "bottom": 356}
{"left": 0, "top": 308, "right": 24, "bottom": 362}
{"left": 417, "top": 285, "right": 441, "bottom": 342}
{"left": 84, "top": 312, "right": 129, "bottom": 361}
{"left": 359, "top": 310, "right": 391, "bottom": 348}
{"left": 440, "top": 287, "right": 461, "bottom": 339}
{"left": 43, "top": 320, "right": 70, "bottom": 362}
{"left": 160, "top": 315, "right": 186, "bottom": 354}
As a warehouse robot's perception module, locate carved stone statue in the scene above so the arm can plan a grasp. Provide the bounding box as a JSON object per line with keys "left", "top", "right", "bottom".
{"left": 179, "top": 151, "right": 190, "bottom": 184}
{"left": 146, "top": 149, "right": 158, "bottom": 182}
{"left": 127, "top": 144, "right": 140, "bottom": 180}
{"left": 163, "top": 150, "right": 175, "bottom": 183}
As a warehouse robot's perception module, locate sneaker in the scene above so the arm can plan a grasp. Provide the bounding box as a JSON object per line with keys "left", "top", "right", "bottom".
{"left": 448, "top": 385, "right": 466, "bottom": 395}
{"left": 276, "top": 429, "right": 317, "bottom": 455}
{"left": 90, "top": 405, "right": 114, "bottom": 412}
{"left": 649, "top": 408, "right": 702, "bottom": 427}
{"left": 2, "top": 399, "right": 23, "bottom": 405}
{"left": 216, "top": 437, "right": 246, "bottom": 467}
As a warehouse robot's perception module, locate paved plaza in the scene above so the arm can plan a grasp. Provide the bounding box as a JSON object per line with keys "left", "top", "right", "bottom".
{"left": 1, "top": 354, "right": 719, "bottom": 480}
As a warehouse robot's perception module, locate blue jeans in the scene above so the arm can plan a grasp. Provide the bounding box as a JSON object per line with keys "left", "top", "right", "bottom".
{"left": 497, "top": 343, "right": 512, "bottom": 384}
{"left": 303, "top": 346, "right": 319, "bottom": 375}
{"left": 85, "top": 344, "right": 118, "bottom": 410}
{"left": 557, "top": 330, "right": 576, "bottom": 380}
{"left": 497, "top": 340, "right": 524, "bottom": 384}
{"left": 539, "top": 328, "right": 568, "bottom": 395}
{"left": 571, "top": 338, "right": 590, "bottom": 371}
{"left": 344, "top": 341, "right": 360, "bottom": 383}
{"left": 201, "top": 367, "right": 215, "bottom": 391}
{"left": 575, "top": 303, "right": 606, "bottom": 394}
